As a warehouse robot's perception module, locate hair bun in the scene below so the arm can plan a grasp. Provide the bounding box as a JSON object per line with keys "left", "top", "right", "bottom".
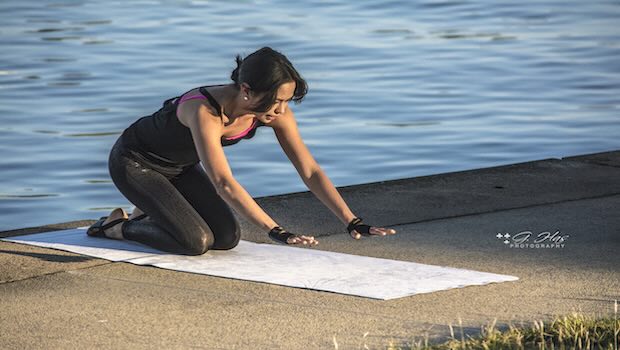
{"left": 230, "top": 54, "right": 243, "bottom": 84}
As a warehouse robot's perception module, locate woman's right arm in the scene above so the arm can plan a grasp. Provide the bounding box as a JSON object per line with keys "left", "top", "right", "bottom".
{"left": 185, "top": 104, "right": 279, "bottom": 233}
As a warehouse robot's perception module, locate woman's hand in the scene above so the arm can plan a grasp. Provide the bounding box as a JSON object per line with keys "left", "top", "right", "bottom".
{"left": 287, "top": 235, "right": 319, "bottom": 246}
{"left": 350, "top": 226, "right": 396, "bottom": 240}
{"left": 269, "top": 226, "right": 319, "bottom": 246}
{"left": 347, "top": 217, "right": 397, "bottom": 240}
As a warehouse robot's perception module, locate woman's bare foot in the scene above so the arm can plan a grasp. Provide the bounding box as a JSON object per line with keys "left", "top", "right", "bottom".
{"left": 101, "top": 208, "right": 128, "bottom": 239}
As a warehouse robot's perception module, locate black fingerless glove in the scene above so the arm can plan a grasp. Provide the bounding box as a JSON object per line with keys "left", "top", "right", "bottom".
{"left": 268, "top": 226, "right": 297, "bottom": 245}
{"left": 347, "top": 217, "right": 372, "bottom": 236}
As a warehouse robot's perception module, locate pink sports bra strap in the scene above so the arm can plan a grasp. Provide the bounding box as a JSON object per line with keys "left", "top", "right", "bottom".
{"left": 224, "top": 119, "right": 258, "bottom": 140}
{"left": 175, "top": 91, "right": 258, "bottom": 140}
{"left": 176, "top": 94, "right": 207, "bottom": 119}
{"left": 179, "top": 94, "right": 207, "bottom": 104}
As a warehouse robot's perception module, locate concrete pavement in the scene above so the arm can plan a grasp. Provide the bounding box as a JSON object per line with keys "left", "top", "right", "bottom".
{"left": 1, "top": 150, "right": 619, "bottom": 349}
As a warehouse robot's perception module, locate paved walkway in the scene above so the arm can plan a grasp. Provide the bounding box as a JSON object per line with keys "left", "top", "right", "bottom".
{"left": 1, "top": 150, "right": 619, "bottom": 349}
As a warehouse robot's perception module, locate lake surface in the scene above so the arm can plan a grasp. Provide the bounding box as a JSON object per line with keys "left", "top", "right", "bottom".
{"left": 1, "top": 0, "right": 619, "bottom": 231}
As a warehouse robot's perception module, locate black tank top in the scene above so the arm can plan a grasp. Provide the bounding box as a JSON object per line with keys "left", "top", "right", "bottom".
{"left": 120, "top": 86, "right": 265, "bottom": 175}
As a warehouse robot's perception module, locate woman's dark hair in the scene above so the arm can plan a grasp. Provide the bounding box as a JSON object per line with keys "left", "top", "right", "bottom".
{"left": 230, "top": 47, "right": 308, "bottom": 112}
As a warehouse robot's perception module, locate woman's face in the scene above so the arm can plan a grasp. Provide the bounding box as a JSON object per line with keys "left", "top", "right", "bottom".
{"left": 250, "top": 81, "right": 296, "bottom": 124}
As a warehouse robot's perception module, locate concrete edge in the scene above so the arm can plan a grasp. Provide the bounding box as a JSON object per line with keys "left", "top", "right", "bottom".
{"left": 2, "top": 149, "right": 618, "bottom": 239}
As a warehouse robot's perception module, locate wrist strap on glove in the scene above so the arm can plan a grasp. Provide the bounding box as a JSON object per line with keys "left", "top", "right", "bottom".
{"left": 268, "top": 226, "right": 296, "bottom": 244}
{"left": 347, "top": 217, "right": 372, "bottom": 236}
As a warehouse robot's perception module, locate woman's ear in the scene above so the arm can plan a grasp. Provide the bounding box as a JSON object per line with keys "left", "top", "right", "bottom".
{"left": 240, "top": 82, "right": 252, "bottom": 98}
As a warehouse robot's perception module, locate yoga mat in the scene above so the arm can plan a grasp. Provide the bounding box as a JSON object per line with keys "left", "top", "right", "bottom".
{"left": 2, "top": 228, "right": 518, "bottom": 300}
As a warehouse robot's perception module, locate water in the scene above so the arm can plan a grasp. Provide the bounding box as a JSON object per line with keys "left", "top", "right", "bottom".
{"left": 1, "top": 0, "right": 619, "bottom": 231}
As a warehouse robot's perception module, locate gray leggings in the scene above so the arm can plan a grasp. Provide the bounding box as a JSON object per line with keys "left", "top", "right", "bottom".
{"left": 107, "top": 137, "right": 240, "bottom": 255}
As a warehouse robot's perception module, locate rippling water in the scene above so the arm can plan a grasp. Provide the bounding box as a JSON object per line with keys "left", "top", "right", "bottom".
{"left": 1, "top": 0, "right": 619, "bottom": 231}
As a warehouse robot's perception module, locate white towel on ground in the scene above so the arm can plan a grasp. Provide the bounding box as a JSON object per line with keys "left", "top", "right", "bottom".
{"left": 2, "top": 228, "right": 518, "bottom": 300}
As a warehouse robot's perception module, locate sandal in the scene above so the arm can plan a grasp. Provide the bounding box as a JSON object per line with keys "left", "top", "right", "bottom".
{"left": 87, "top": 216, "right": 128, "bottom": 238}
{"left": 129, "top": 213, "right": 148, "bottom": 221}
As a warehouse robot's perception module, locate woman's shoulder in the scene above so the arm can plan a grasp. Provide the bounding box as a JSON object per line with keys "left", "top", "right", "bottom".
{"left": 176, "top": 88, "right": 224, "bottom": 128}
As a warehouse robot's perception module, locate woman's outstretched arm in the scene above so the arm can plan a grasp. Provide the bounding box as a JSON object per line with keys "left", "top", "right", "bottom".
{"left": 271, "top": 110, "right": 396, "bottom": 239}
{"left": 186, "top": 103, "right": 280, "bottom": 232}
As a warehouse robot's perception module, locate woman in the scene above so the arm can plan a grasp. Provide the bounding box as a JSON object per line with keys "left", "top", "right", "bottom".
{"left": 87, "top": 47, "right": 396, "bottom": 255}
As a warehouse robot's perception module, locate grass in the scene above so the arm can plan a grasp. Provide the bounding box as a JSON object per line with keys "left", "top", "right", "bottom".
{"left": 335, "top": 300, "right": 619, "bottom": 350}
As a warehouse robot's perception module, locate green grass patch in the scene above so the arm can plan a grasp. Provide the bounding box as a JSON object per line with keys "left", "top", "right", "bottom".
{"left": 381, "top": 310, "right": 619, "bottom": 350}
{"left": 332, "top": 301, "right": 619, "bottom": 350}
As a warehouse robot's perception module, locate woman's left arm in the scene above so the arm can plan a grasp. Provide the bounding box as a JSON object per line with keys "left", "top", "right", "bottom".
{"left": 271, "top": 111, "right": 396, "bottom": 239}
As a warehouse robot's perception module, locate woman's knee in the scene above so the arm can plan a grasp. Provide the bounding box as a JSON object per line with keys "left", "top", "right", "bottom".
{"left": 211, "top": 222, "right": 241, "bottom": 250}
{"left": 183, "top": 228, "right": 215, "bottom": 256}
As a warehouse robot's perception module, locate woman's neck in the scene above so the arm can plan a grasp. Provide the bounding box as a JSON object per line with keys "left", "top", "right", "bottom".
{"left": 212, "top": 84, "right": 254, "bottom": 122}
